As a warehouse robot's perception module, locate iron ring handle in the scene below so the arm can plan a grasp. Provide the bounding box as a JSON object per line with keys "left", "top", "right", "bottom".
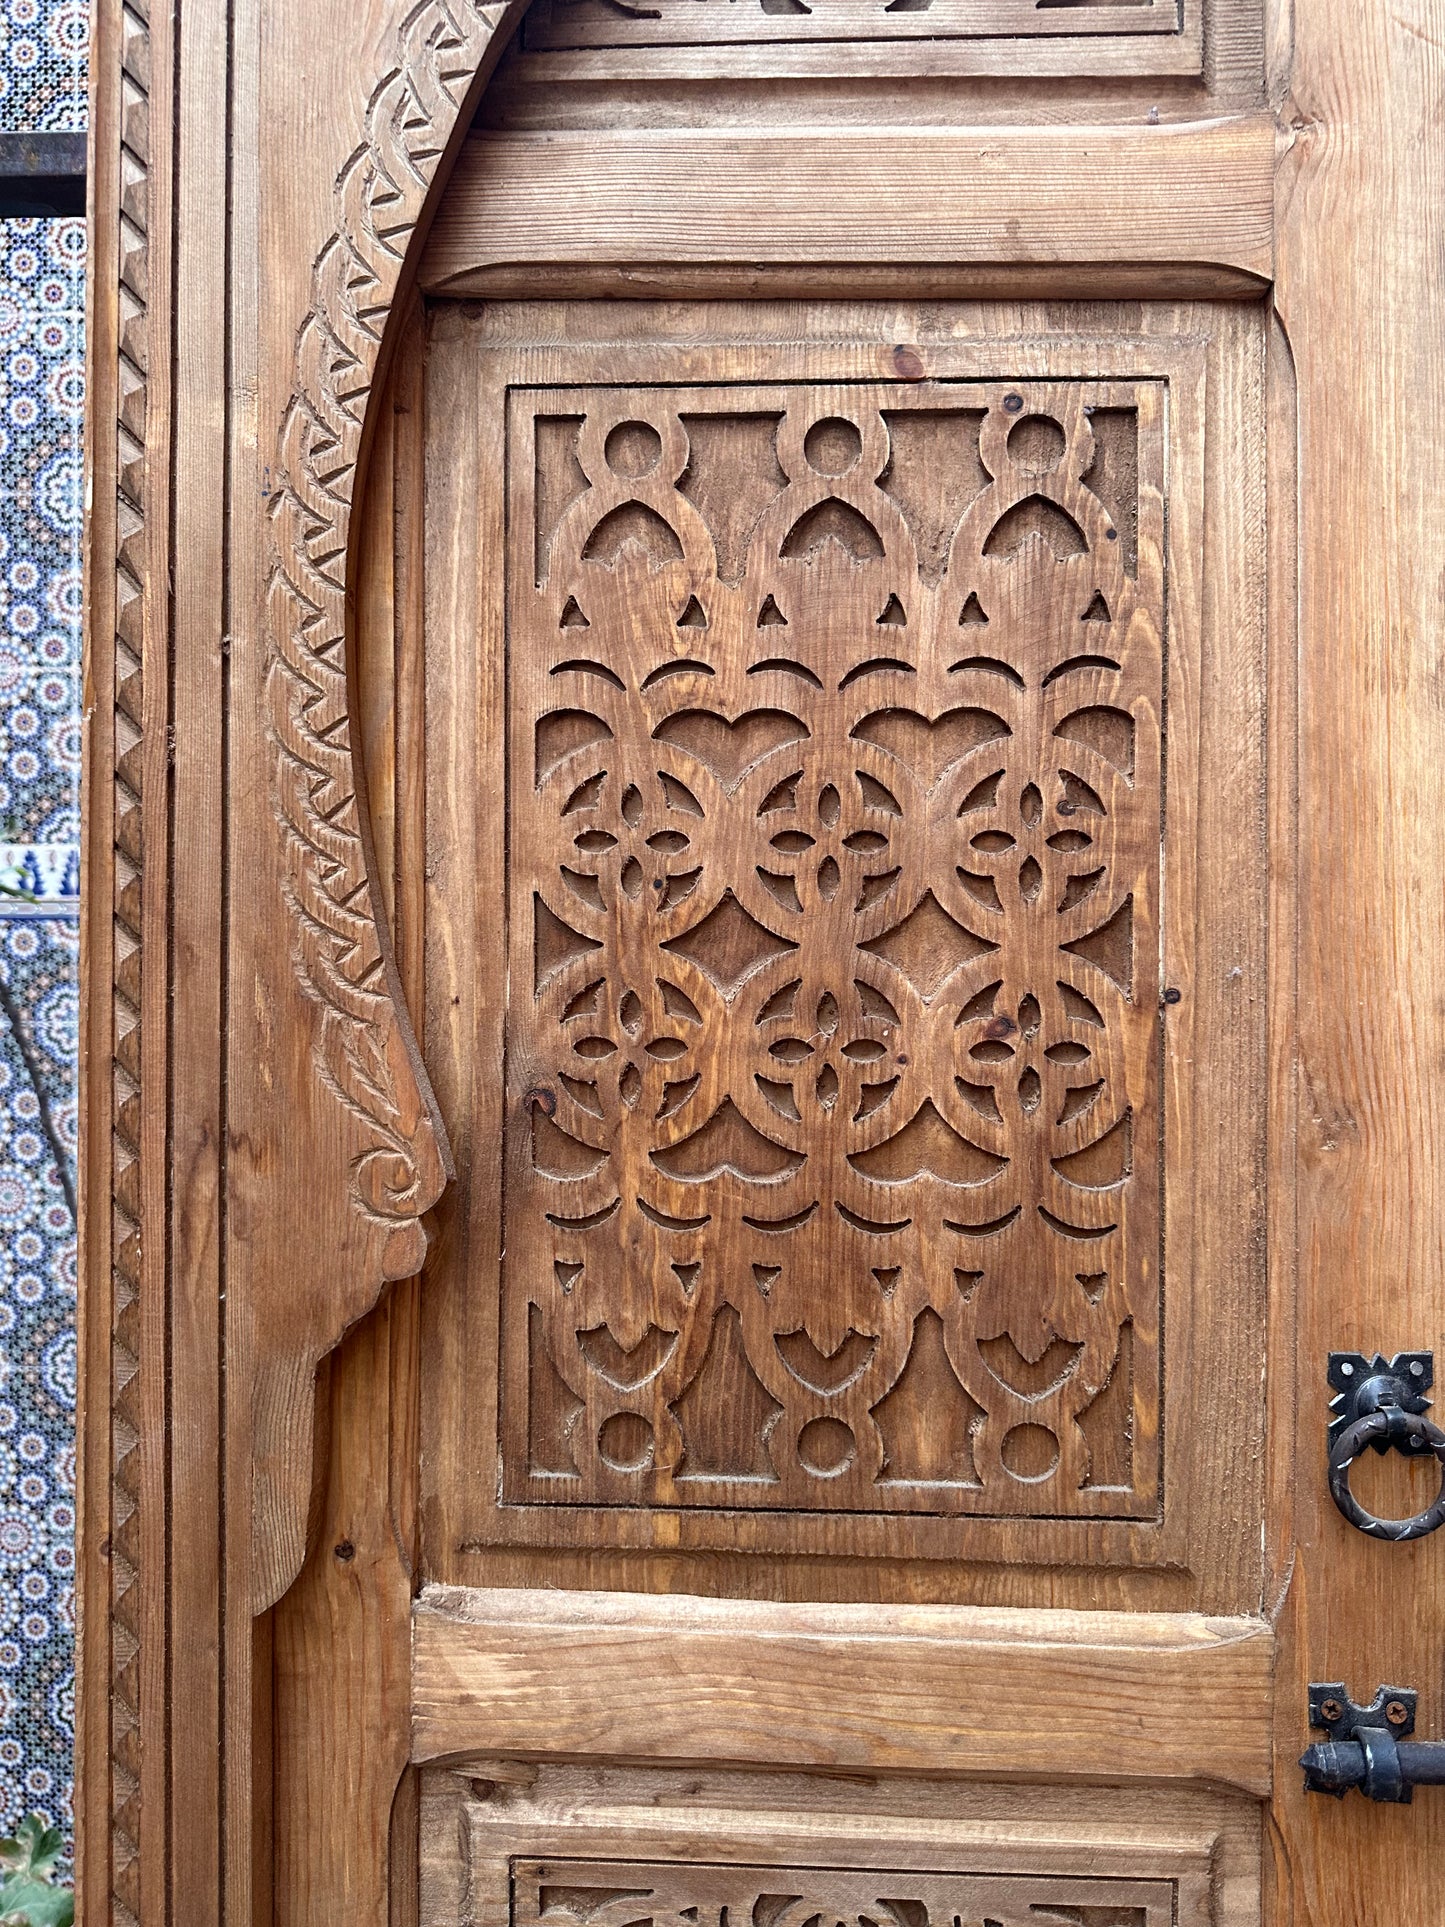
{"left": 1328, "top": 1409, "right": 1445, "bottom": 1540}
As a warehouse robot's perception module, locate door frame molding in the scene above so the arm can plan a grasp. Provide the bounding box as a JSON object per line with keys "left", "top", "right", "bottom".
{"left": 80, "top": 2, "right": 527, "bottom": 1915}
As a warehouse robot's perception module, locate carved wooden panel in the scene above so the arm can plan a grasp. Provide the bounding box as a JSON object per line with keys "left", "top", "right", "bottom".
{"left": 504, "top": 379, "right": 1161, "bottom": 1520}
{"left": 415, "top": 1761, "right": 1259, "bottom": 1927}
{"left": 513, "top": 1858, "right": 1172, "bottom": 1927}
{"left": 422, "top": 299, "right": 1266, "bottom": 1586}
{"left": 522, "top": 0, "right": 1184, "bottom": 49}
{"left": 504, "top": 0, "right": 1211, "bottom": 82}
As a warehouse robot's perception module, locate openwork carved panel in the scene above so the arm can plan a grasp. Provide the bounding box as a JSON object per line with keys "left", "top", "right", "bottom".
{"left": 521, "top": 0, "right": 1183, "bottom": 47}
{"left": 511, "top": 1859, "right": 1171, "bottom": 1927}
{"left": 507, "top": 0, "right": 1208, "bottom": 83}
{"left": 503, "top": 378, "right": 1164, "bottom": 1521}
{"left": 417, "top": 1759, "right": 1252, "bottom": 1926}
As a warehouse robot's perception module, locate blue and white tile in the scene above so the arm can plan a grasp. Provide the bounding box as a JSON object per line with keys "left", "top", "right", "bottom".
{"left": 0, "top": 9, "right": 86, "bottom": 1844}
{"left": 0, "top": 0, "right": 86, "bottom": 132}
{"left": 0, "top": 913, "right": 76, "bottom": 1841}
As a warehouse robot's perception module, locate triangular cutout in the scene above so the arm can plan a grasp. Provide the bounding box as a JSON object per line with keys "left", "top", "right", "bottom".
{"left": 870, "top": 1308, "right": 983, "bottom": 1484}
{"left": 848, "top": 1099, "right": 1006, "bottom": 1186}
{"left": 958, "top": 591, "right": 989, "bottom": 626}
{"left": 560, "top": 595, "right": 590, "bottom": 629}
{"left": 676, "top": 595, "right": 708, "bottom": 630}
{"left": 757, "top": 593, "right": 788, "bottom": 627}
{"left": 670, "top": 1307, "right": 782, "bottom": 1479}
{"left": 1080, "top": 591, "right": 1111, "bottom": 623}
{"left": 876, "top": 593, "right": 908, "bottom": 627}
{"left": 1061, "top": 896, "right": 1134, "bottom": 995}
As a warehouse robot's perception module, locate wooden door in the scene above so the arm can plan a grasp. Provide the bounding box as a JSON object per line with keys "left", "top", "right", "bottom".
{"left": 78, "top": 1, "right": 1445, "bottom": 1923}
{"left": 401, "top": 291, "right": 1269, "bottom": 1917}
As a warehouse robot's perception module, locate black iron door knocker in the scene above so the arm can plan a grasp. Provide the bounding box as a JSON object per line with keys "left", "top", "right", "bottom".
{"left": 1326, "top": 1351, "right": 1445, "bottom": 1541}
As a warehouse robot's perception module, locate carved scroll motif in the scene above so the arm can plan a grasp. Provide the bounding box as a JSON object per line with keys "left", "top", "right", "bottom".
{"left": 506, "top": 383, "right": 1164, "bottom": 1519}
{"left": 510, "top": 1857, "right": 1171, "bottom": 1927}
{"left": 264, "top": 0, "right": 512, "bottom": 1270}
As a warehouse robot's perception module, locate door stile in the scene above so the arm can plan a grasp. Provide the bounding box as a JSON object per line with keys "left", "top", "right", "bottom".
{"left": 1272, "top": 0, "right": 1445, "bottom": 1913}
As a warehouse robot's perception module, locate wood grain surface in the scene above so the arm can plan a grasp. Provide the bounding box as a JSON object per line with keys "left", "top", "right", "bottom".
{"left": 421, "top": 1764, "right": 1264, "bottom": 1927}
{"left": 78, "top": 0, "right": 1445, "bottom": 1911}
{"left": 412, "top": 1584, "right": 1275, "bottom": 1795}
{"left": 420, "top": 121, "right": 1276, "bottom": 295}
{"left": 520, "top": 0, "right": 1184, "bottom": 48}
{"left": 1267, "top": 0, "right": 1445, "bottom": 1912}
{"left": 420, "top": 295, "right": 1268, "bottom": 1601}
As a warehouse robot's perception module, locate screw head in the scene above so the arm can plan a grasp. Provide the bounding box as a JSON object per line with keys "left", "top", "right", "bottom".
{"left": 1320, "top": 1698, "right": 1344, "bottom": 1723}
{"left": 1411, "top": 1361, "right": 1426, "bottom": 1378}
{"left": 1387, "top": 1700, "right": 1410, "bottom": 1727}
{"left": 1341, "top": 1363, "right": 1355, "bottom": 1377}
{"left": 1003, "top": 392, "right": 1024, "bottom": 413}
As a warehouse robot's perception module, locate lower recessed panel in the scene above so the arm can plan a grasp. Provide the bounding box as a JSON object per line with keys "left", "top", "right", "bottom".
{"left": 517, "top": 1859, "right": 1174, "bottom": 1927}
{"left": 416, "top": 1760, "right": 1260, "bottom": 1927}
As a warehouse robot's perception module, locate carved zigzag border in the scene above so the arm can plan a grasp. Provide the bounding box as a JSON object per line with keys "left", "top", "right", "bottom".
{"left": 108, "top": 7, "right": 151, "bottom": 1920}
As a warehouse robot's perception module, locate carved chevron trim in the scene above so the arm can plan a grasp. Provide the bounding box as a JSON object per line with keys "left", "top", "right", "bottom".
{"left": 110, "top": 6, "right": 151, "bottom": 1922}
{"left": 265, "top": 0, "right": 506, "bottom": 1262}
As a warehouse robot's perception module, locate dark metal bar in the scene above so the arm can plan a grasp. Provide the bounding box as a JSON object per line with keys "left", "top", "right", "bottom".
{"left": 0, "top": 131, "right": 86, "bottom": 217}
{"left": 1301, "top": 1739, "right": 1445, "bottom": 1796}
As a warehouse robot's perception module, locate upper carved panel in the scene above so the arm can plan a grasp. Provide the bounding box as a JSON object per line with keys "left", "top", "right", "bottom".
{"left": 503, "top": 378, "right": 1163, "bottom": 1522}
{"left": 508, "top": 0, "right": 1204, "bottom": 80}
{"left": 523, "top": 0, "right": 1182, "bottom": 48}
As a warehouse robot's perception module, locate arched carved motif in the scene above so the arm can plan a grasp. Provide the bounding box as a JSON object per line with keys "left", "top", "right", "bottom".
{"left": 257, "top": 0, "right": 521, "bottom": 1608}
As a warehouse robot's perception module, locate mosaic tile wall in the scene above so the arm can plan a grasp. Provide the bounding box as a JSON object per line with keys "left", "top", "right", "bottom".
{"left": 0, "top": 0, "right": 88, "bottom": 1845}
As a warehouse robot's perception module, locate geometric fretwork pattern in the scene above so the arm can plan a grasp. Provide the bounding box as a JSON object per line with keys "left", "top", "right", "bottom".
{"left": 521, "top": 0, "right": 1181, "bottom": 50}
{"left": 512, "top": 1857, "right": 1171, "bottom": 1927}
{"left": 504, "top": 380, "right": 1164, "bottom": 1517}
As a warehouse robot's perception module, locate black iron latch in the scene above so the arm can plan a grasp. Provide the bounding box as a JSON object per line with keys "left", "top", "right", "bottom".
{"left": 1302, "top": 1685, "right": 1445, "bottom": 1802}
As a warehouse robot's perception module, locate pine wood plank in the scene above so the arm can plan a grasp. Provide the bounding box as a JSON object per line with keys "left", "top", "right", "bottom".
{"left": 419, "top": 119, "right": 1275, "bottom": 295}
{"left": 520, "top": 0, "right": 1183, "bottom": 49}
{"left": 1269, "top": 0, "right": 1445, "bottom": 1911}
{"left": 412, "top": 1587, "right": 1274, "bottom": 1794}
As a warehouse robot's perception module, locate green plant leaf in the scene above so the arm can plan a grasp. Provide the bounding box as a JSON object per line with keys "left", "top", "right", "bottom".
{"left": 0, "top": 1817, "right": 72, "bottom": 1927}
{"left": 0, "top": 1819, "right": 60, "bottom": 1881}
{"left": 0, "top": 1876, "right": 74, "bottom": 1927}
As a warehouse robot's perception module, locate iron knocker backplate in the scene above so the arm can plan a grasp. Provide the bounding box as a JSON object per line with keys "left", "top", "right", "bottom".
{"left": 1327, "top": 1352, "right": 1445, "bottom": 1541}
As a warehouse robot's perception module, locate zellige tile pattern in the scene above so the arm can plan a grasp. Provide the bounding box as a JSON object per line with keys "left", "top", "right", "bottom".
{"left": 0, "top": 0, "right": 86, "bottom": 1843}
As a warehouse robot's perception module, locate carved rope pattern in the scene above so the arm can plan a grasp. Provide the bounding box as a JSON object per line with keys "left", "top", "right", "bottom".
{"left": 110, "top": 7, "right": 150, "bottom": 1920}
{"left": 265, "top": 0, "right": 504, "bottom": 1235}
